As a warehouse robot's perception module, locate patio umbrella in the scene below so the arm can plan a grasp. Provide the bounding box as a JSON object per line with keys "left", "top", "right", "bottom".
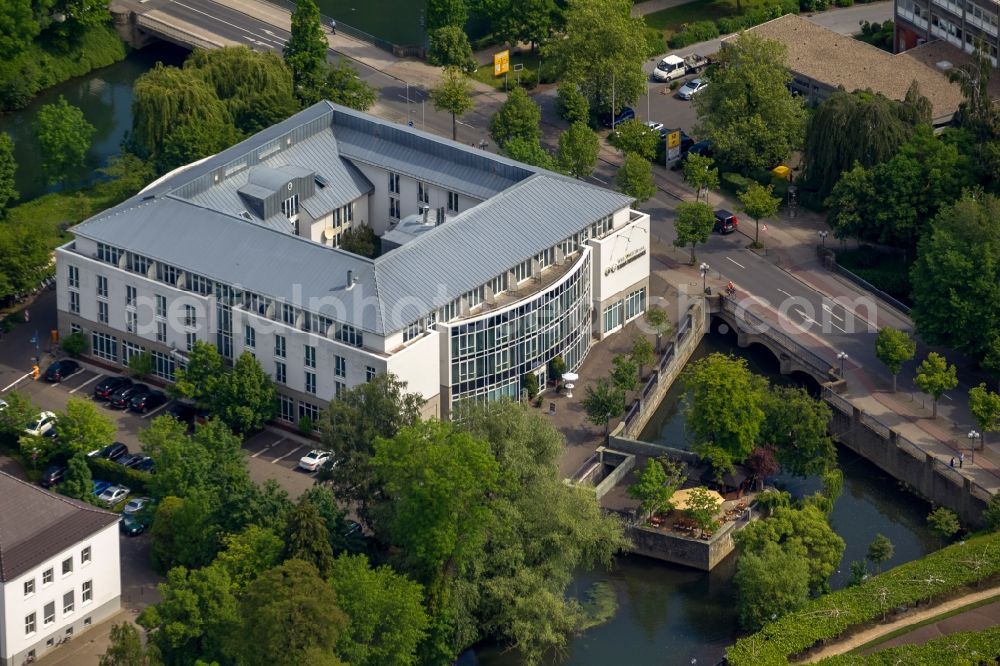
{"left": 670, "top": 487, "right": 724, "bottom": 512}
{"left": 562, "top": 372, "right": 579, "bottom": 382}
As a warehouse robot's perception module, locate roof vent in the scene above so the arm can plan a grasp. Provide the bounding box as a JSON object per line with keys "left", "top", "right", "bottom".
{"left": 314, "top": 174, "right": 329, "bottom": 189}
{"left": 936, "top": 60, "right": 954, "bottom": 71}
{"left": 421, "top": 205, "right": 431, "bottom": 225}
{"left": 239, "top": 210, "right": 253, "bottom": 221}
{"left": 346, "top": 270, "right": 359, "bottom": 290}
{"left": 142, "top": 194, "right": 155, "bottom": 201}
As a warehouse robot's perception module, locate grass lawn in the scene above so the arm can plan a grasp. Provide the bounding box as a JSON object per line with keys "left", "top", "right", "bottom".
{"left": 4, "top": 180, "right": 123, "bottom": 251}
{"left": 472, "top": 51, "right": 542, "bottom": 91}
{"left": 644, "top": 0, "right": 740, "bottom": 35}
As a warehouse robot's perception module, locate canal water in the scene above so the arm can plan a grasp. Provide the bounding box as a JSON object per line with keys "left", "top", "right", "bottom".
{"left": 468, "top": 324, "right": 937, "bottom": 665}
{"left": 0, "top": 42, "right": 188, "bottom": 202}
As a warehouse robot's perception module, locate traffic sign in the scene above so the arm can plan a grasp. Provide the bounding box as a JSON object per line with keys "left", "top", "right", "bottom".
{"left": 493, "top": 50, "right": 510, "bottom": 77}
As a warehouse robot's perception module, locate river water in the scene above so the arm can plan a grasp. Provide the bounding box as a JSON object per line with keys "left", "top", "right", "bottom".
{"left": 468, "top": 324, "right": 937, "bottom": 666}
{"left": 0, "top": 42, "right": 188, "bottom": 202}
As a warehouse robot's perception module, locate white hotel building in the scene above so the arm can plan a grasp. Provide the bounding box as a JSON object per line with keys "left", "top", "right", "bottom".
{"left": 57, "top": 102, "right": 650, "bottom": 421}
{"left": 0, "top": 472, "right": 121, "bottom": 666}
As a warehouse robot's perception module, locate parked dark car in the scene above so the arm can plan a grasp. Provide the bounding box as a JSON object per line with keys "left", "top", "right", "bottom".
{"left": 600, "top": 106, "right": 636, "bottom": 129}
{"left": 132, "top": 456, "right": 155, "bottom": 474}
{"left": 39, "top": 465, "right": 67, "bottom": 488}
{"left": 167, "top": 402, "right": 209, "bottom": 428}
{"left": 108, "top": 383, "right": 149, "bottom": 409}
{"left": 714, "top": 209, "right": 739, "bottom": 234}
{"left": 120, "top": 513, "right": 147, "bottom": 536}
{"left": 129, "top": 390, "right": 167, "bottom": 413}
{"left": 670, "top": 139, "right": 713, "bottom": 170}
{"left": 116, "top": 453, "right": 145, "bottom": 469}
{"left": 93, "top": 376, "right": 132, "bottom": 400}
{"left": 43, "top": 359, "right": 80, "bottom": 383}
{"left": 94, "top": 442, "right": 129, "bottom": 461}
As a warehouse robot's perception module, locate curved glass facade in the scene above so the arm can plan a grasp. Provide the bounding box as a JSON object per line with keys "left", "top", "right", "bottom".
{"left": 447, "top": 249, "right": 592, "bottom": 409}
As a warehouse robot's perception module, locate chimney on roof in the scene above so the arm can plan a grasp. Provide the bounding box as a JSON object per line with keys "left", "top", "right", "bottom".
{"left": 346, "top": 270, "right": 354, "bottom": 290}
{"left": 422, "top": 205, "right": 431, "bottom": 225}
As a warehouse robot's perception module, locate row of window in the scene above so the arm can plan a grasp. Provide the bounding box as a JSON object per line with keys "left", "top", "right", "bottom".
{"left": 602, "top": 287, "right": 647, "bottom": 333}
{"left": 89, "top": 332, "right": 175, "bottom": 380}
{"left": 24, "top": 581, "right": 93, "bottom": 636}
{"left": 387, "top": 172, "right": 460, "bottom": 213}
{"left": 23, "top": 548, "right": 90, "bottom": 599}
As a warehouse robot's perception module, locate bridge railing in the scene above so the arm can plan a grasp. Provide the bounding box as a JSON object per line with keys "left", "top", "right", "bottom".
{"left": 265, "top": 0, "right": 413, "bottom": 54}
{"left": 720, "top": 298, "right": 833, "bottom": 375}
{"left": 136, "top": 14, "right": 226, "bottom": 50}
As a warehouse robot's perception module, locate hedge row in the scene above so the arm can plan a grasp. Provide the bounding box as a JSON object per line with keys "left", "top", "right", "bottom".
{"left": 817, "top": 625, "right": 1000, "bottom": 664}
{"left": 668, "top": 0, "right": 796, "bottom": 49}
{"left": 0, "top": 24, "right": 127, "bottom": 111}
{"left": 87, "top": 456, "right": 151, "bottom": 495}
{"left": 727, "top": 530, "right": 1000, "bottom": 665}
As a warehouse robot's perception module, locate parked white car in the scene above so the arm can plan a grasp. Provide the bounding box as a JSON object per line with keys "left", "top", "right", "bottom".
{"left": 677, "top": 78, "right": 709, "bottom": 100}
{"left": 298, "top": 449, "right": 333, "bottom": 472}
{"left": 25, "top": 411, "right": 57, "bottom": 437}
{"left": 98, "top": 485, "right": 130, "bottom": 507}
{"left": 122, "top": 497, "right": 152, "bottom": 514}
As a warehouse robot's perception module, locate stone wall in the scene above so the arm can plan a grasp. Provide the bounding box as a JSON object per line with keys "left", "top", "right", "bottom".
{"left": 592, "top": 448, "right": 636, "bottom": 501}
{"left": 626, "top": 518, "right": 739, "bottom": 571}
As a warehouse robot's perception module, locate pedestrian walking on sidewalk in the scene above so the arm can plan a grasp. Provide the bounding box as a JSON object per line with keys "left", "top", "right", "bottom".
{"left": 960, "top": 452, "right": 965, "bottom": 468}
{"left": 23, "top": 309, "right": 29, "bottom": 323}
{"left": 950, "top": 457, "right": 955, "bottom": 467}
{"left": 330, "top": 19, "right": 336, "bottom": 34}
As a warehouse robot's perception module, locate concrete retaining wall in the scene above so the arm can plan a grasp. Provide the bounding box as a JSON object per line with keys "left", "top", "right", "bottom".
{"left": 627, "top": 518, "right": 739, "bottom": 571}
{"left": 592, "top": 448, "right": 636, "bottom": 501}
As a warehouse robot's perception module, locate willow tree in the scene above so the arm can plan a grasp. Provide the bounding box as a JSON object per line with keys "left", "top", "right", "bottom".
{"left": 802, "top": 84, "right": 930, "bottom": 199}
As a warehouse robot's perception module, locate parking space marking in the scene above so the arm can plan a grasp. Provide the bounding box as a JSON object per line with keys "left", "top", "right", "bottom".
{"left": 272, "top": 444, "right": 307, "bottom": 464}
{"left": 69, "top": 373, "right": 102, "bottom": 394}
{"left": 2, "top": 373, "right": 32, "bottom": 392}
{"left": 142, "top": 401, "right": 173, "bottom": 419}
{"left": 251, "top": 436, "right": 285, "bottom": 458}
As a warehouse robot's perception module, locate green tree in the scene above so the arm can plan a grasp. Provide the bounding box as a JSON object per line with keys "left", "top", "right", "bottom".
{"left": 61, "top": 331, "right": 87, "bottom": 357}
{"left": 284, "top": 498, "right": 336, "bottom": 578}
{"left": 210, "top": 352, "right": 276, "bottom": 434}
{"left": 339, "top": 223, "right": 377, "bottom": 257}
{"left": 329, "top": 554, "right": 429, "bottom": 666}
{"left": 544, "top": 0, "right": 647, "bottom": 114}
{"left": 875, "top": 327, "right": 917, "bottom": 392}
{"left": 99, "top": 622, "right": 161, "bottom": 666}
{"left": 60, "top": 452, "right": 93, "bottom": 502}
{"left": 139, "top": 416, "right": 211, "bottom": 499}
{"left": 693, "top": 32, "right": 805, "bottom": 173}
{"left": 927, "top": 506, "right": 961, "bottom": 543}
{"left": 866, "top": 533, "right": 894, "bottom": 574}
{"left": 733, "top": 541, "right": 810, "bottom": 630}
{"left": 128, "top": 351, "right": 154, "bottom": 379}
{"left": 476, "top": 0, "right": 558, "bottom": 49}
{"left": 982, "top": 493, "right": 1000, "bottom": 531}
{"left": 983, "top": 334, "right": 1000, "bottom": 391}
{"left": 683, "top": 353, "right": 767, "bottom": 464}
{"left": 911, "top": 194, "right": 1000, "bottom": 362}
{"left": 616, "top": 153, "right": 656, "bottom": 204}
{"left": 914, "top": 352, "right": 958, "bottom": 418}
{"left": 284, "top": 0, "right": 329, "bottom": 103}
{"left": 0, "top": 222, "right": 50, "bottom": 302}
{"left": 948, "top": 43, "right": 999, "bottom": 139}
{"left": 149, "top": 494, "right": 219, "bottom": 573}
{"left": 683, "top": 486, "right": 722, "bottom": 537}
{"left": 157, "top": 113, "right": 243, "bottom": 174}
{"left": 969, "top": 383, "right": 1000, "bottom": 447}
{"left": 138, "top": 564, "right": 239, "bottom": 666}
{"left": 582, "top": 377, "right": 625, "bottom": 439}
{"left": 213, "top": 525, "right": 284, "bottom": 593}
{"left": 672, "top": 200, "right": 715, "bottom": 264}
{"left": 609, "top": 118, "right": 658, "bottom": 161}
{"left": 427, "top": 0, "right": 468, "bottom": 30}
{"left": 610, "top": 353, "right": 638, "bottom": 395}
{"left": 522, "top": 371, "right": 540, "bottom": 399}
{"left": 0, "top": 391, "right": 34, "bottom": 447}
{"left": 299, "top": 486, "right": 355, "bottom": 554}
{"left": 431, "top": 66, "right": 475, "bottom": 141}
{"left": 0, "top": 1, "right": 38, "bottom": 59}
{"left": 555, "top": 80, "right": 589, "bottom": 125}
{"left": 644, "top": 305, "right": 673, "bottom": 352}
{"left": 35, "top": 96, "right": 95, "bottom": 185}
{"left": 736, "top": 504, "right": 845, "bottom": 593}
{"left": 558, "top": 121, "right": 599, "bottom": 179}
{"left": 320, "top": 60, "right": 378, "bottom": 111}
{"left": 98, "top": 154, "right": 157, "bottom": 203}
{"left": 761, "top": 386, "right": 836, "bottom": 477}
{"left": 682, "top": 153, "right": 719, "bottom": 202}
{"left": 628, "top": 457, "right": 684, "bottom": 517}
{"left": 738, "top": 182, "right": 780, "bottom": 247}
{"left": 501, "top": 136, "right": 558, "bottom": 170}
{"left": 0, "top": 132, "right": 16, "bottom": 216}
{"left": 489, "top": 86, "right": 541, "bottom": 149}
{"left": 630, "top": 334, "right": 654, "bottom": 380}
{"left": 55, "top": 0, "right": 113, "bottom": 29}
{"left": 172, "top": 340, "right": 224, "bottom": 408}
{"left": 549, "top": 355, "right": 567, "bottom": 384}
{"left": 56, "top": 397, "right": 116, "bottom": 456}
{"left": 427, "top": 26, "right": 477, "bottom": 72}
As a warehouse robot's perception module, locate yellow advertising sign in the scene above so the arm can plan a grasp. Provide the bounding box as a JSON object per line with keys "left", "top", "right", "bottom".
{"left": 494, "top": 50, "right": 510, "bottom": 77}
{"left": 667, "top": 130, "right": 681, "bottom": 149}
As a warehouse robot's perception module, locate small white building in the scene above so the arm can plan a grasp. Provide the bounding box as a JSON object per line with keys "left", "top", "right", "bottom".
{"left": 0, "top": 472, "right": 121, "bottom": 665}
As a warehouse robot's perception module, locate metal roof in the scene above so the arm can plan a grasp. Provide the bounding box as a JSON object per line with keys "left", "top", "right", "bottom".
{"left": 0, "top": 471, "right": 119, "bottom": 582}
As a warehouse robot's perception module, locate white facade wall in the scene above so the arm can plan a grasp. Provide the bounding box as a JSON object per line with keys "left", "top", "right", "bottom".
{"left": 2, "top": 523, "right": 120, "bottom": 665}
{"left": 589, "top": 213, "right": 651, "bottom": 304}
{"left": 385, "top": 329, "right": 442, "bottom": 409}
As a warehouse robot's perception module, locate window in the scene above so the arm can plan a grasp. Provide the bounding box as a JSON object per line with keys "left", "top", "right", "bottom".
{"left": 92, "top": 332, "right": 118, "bottom": 362}
{"left": 304, "top": 345, "right": 316, "bottom": 368}
{"left": 63, "top": 590, "right": 74, "bottom": 614}
{"left": 186, "top": 332, "right": 197, "bottom": 352}
{"left": 43, "top": 568, "right": 53, "bottom": 585}
{"left": 389, "top": 171, "right": 400, "bottom": 194}
{"left": 25, "top": 613, "right": 36, "bottom": 636}
{"left": 71, "top": 323, "right": 81, "bottom": 334}
{"left": 69, "top": 291, "right": 80, "bottom": 314}
{"left": 488, "top": 274, "right": 507, "bottom": 296}
{"left": 282, "top": 194, "right": 300, "bottom": 218}
{"left": 281, "top": 303, "right": 297, "bottom": 326}
{"left": 418, "top": 181, "right": 429, "bottom": 203}
{"left": 466, "top": 286, "right": 485, "bottom": 309}
{"left": 81, "top": 546, "right": 91, "bottom": 565}
{"left": 24, "top": 579, "right": 34, "bottom": 597}
{"left": 624, "top": 287, "right": 646, "bottom": 321}
{"left": 274, "top": 334, "right": 286, "bottom": 358}
{"left": 43, "top": 602, "right": 55, "bottom": 625}
{"left": 186, "top": 273, "right": 212, "bottom": 295}
{"left": 603, "top": 301, "right": 624, "bottom": 332}
{"left": 513, "top": 259, "right": 532, "bottom": 283}
{"left": 184, "top": 305, "right": 196, "bottom": 327}
{"left": 366, "top": 366, "right": 376, "bottom": 382}
{"left": 126, "top": 252, "right": 150, "bottom": 275}
{"left": 389, "top": 197, "right": 400, "bottom": 219}
{"left": 335, "top": 355, "right": 346, "bottom": 378}
{"left": 536, "top": 247, "right": 554, "bottom": 269}
{"left": 448, "top": 191, "right": 459, "bottom": 212}
{"left": 275, "top": 361, "right": 286, "bottom": 384}
{"left": 299, "top": 401, "right": 320, "bottom": 423}
{"left": 157, "top": 263, "right": 179, "bottom": 286}
{"left": 123, "top": 341, "right": 145, "bottom": 366}
{"left": 305, "top": 371, "right": 316, "bottom": 395}
{"left": 403, "top": 320, "right": 421, "bottom": 342}
{"left": 156, "top": 295, "right": 167, "bottom": 318}
{"left": 68, "top": 265, "right": 79, "bottom": 288}
{"left": 336, "top": 324, "right": 363, "bottom": 348}
{"left": 126, "top": 310, "right": 137, "bottom": 333}
{"left": 97, "top": 275, "right": 108, "bottom": 298}
{"left": 152, "top": 351, "right": 175, "bottom": 381}
{"left": 156, "top": 320, "right": 167, "bottom": 343}
{"left": 82, "top": 580, "right": 93, "bottom": 604}
{"left": 592, "top": 215, "right": 614, "bottom": 238}
{"left": 244, "top": 325, "right": 256, "bottom": 349}
{"left": 62, "top": 557, "right": 73, "bottom": 576}
{"left": 279, "top": 394, "right": 295, "bottom": 422}
{"left": 126, "top": 285, "right": 137, "bottom": 307}
{"left": 98, "top": 301, "right": 109, "bottom": 325}
{"left": 335, "top": 381, "right": 345, "bottom": 397}
{"left": 97, "top": 242, "right": 122, "bottom": 265}
{"left": 84, "top": 617, "right": 91, "bottom": 626}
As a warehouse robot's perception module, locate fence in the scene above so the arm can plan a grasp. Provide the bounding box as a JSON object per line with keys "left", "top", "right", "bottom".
{"left": 831, "top": 260, "right": 912, "bottom": 315}
{"left": 265, "top": 0, "right": 412, "bottom": 54}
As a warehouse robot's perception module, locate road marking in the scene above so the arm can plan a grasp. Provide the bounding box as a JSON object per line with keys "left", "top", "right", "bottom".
{"left": 822, "top": 304, "right": 845, "bottom": 322}
{"left": 142, "top": 401, "right": 173, "bottom": 419}
{"left": 589, "top": 175, "right": 608, "bottom": 184}
{"left": 829, "top": 321, "right": 847, "bottom": 333}
{"left": 69, "top": 374, "right": 102, "bottom": 394}
{"left": 251, "top": 436, "right": 285, "bottom": 458}
{"left": 726, "top": 257, "right": 745, "bottom": 269}
{"left": 777, "top": 288, "right": 793, "bottom": 298}
{"left": 943, "top": 394, "right": 953, "bottom": 401}
{"left": 792, "top": 308, "right": 817, "bottom": 325}
{"left": 171, "top": 0, "right": 286, "bottom": 48}
{"left": 272, "top": 444, "right": 307, "bottom": 464}
{"left": 1, "top": 373, "right": 32, "bottom": 392}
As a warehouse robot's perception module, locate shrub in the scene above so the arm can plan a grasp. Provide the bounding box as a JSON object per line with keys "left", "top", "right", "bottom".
{"left": 819, "top": 626, "right": 1000, "bottom": 665}
{"left": 667, "top": 21, "right": 719, "bottom": 49}
{"left": 427, "top": 26, "right": 477, "bottom": 73}
{"left": 835, "top": 0, "right": 854, "bottom": 6}
{"left": 643, "top": 27, "right": 665, "bottom": 58}
{"left": 538, "top": 59, "right": 560, "bottom": 84}
{"left": 61, "top": 331, "right": 87, "bottom": 357}
{"left": 518, "top": 68, "right": 539, "bottom": 90}
{"left": 721, "top": 172, "right": 754, "bottom": 194}
{"left": 86, "top": 457, "right": 150, "bottom": 495}
{"left": 298, "top": 415, "right": 314, "bottom": 436}
{"left": 522, "top": 372, "right": 539, "bottom": 399}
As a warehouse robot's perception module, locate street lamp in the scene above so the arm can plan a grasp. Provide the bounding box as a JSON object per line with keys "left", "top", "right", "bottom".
{"left": 818, "top": 230, "right": 829, "bottom": 248}
{"left": 837, "top": 351, "right": 849, "bottom": 377}
{"left": 699, "top": 262, "right": 710, "bottom": 294}
{"left": 969, "top": 430, "right": 981, "bottom": 457}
